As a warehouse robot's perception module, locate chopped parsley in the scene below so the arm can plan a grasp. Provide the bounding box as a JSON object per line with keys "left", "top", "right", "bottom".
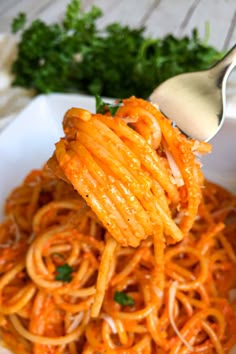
{"left": 114, "top": 291, "right": 135, "bottom": 307}
{"left": 55, "top": 263, "right": 73, "bottom": 282}
{"left": 11, "top": 12, "right": 26, "bottom": 33}
{"left": 10, "top": 0, "right": 223, "bottom": 99}
{"left": 95, "top": 95, "right": 122, "bottom": 116}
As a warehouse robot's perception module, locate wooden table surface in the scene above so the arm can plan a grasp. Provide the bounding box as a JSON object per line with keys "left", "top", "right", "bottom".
{"left": 0, "top": 0, "right": 235, "bottom": 51}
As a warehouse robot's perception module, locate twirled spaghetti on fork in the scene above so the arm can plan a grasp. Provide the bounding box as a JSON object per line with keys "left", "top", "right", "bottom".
{"left": 0, "top": 97, "right": 235, "bottom": 353}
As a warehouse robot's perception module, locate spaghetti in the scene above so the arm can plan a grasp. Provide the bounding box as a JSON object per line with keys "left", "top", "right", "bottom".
{"left": 0, "top": 97, "right": 235, "bottom": 353}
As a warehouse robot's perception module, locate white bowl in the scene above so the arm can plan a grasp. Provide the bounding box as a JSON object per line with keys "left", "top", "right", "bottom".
{"left": 0, "top": 93, "right": 236, "bottom": 221}
{"left": 0, "top": 93, "right": 235, "bottom": 354}
{"left": 202, "top": 116, "right": 236, "bottom": 193}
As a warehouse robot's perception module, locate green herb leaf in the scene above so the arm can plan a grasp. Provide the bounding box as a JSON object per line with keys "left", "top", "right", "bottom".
{"left": 95, "top": 95, "right": 106, "bottom": 114}
{"left": 10, "top": 0, "right": 223, "bottom": 98}
{"left": 11, "top": 13, "right": 26, "bottom": 33}
{"left": 55, "top": 263, "right": 73, "bottom": 282}
{"left": 95, "top": 95, "right": 122, "bottom": 116}
{"left": 63, "top": 0, "right": 81, "bottom": 30}
{"left": 114, "top": 291, "right": 135, "bottom": 307}
{"left": 108, "top": 102, "right": 122, "bottom": 116}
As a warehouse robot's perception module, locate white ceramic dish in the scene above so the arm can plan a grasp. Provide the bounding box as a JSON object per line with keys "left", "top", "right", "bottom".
{"left": 0, "top": 93, "right": 98, "bottom": 219}
{"left": 0, "top": 93, "right": 236, "bottom": 354}
{"left": 0, "top": 92, "right": 236, "bottom": 220}
{"left": 0, "top": 93, "right": 99, "bottom": 353}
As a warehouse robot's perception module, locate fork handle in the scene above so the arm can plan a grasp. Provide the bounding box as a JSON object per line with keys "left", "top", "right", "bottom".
{"left": 209, "top": 44, "right": 236, "bottom": 86}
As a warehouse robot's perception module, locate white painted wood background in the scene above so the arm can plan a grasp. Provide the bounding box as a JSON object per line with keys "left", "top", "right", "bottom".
{"left": 0, "top": 0, "right": 235, "bottom": 50}
{"left": 0, "top": 0, "right": 235, "bottom": 133}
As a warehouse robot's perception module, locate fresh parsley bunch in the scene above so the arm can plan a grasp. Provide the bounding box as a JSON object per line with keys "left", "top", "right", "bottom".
{"left": 11, "top": 0, "right": 223, "bottom": 98}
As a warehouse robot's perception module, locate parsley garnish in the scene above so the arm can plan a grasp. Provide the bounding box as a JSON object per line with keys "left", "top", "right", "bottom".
{"left": 11, "top": 12, "right": 26, "bottom": 33}
{"left": 11, "top": 0, "right": 223, "bottom": 98}
{"left": 95, "top": 95, "right": 107, "bottom": 114}
{"left": 55, "top": 263, "right": 73, "bottom": 282}
{"left": 95, "top": 95, "right": 122, "bottom": 116}
{"left": 114, "top": 291, "right": 135, "bottom": 307}
{"left": 108, "top": 103, "right": 121, "bottom": 116}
